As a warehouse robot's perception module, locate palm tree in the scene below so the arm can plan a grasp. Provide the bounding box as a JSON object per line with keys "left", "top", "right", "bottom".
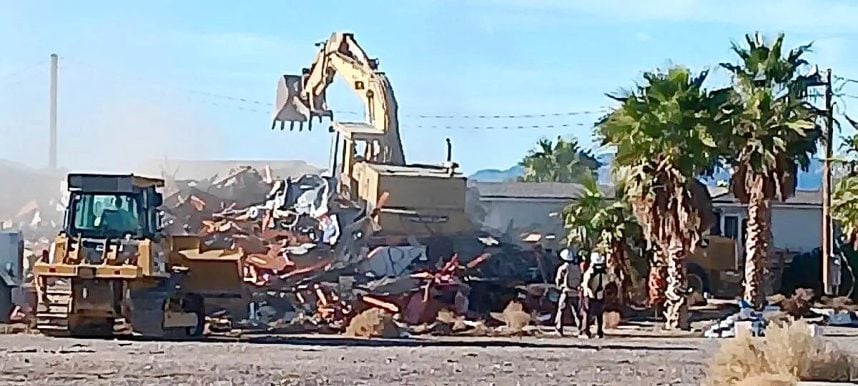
{"left": 520, "top": 136, "right": 601, "bottom": 183}
{"left": 720, "top": 33, "right": 821, "bottom": 307}
{"left": 598, "top": 66, "right": 727, "bottom": 330}
{"left": 563, "top": 171, "right": 643, "bottom": 303}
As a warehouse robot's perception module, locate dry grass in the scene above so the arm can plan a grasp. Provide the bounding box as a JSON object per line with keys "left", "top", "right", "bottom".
{"left": 708, "top": 319, "right": 857, "bottom": 385}
{"left": 344, "top": 308, "right": 401, "bottom": 338}
{"left": 433, "top": 309, "right": 491, "bottom": 337}
{"left": 489, "top": 301, "right": 531, "bottom": 335}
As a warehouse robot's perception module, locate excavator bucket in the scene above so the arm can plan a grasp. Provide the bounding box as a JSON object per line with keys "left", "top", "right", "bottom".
{"left": 272, "top": 75, "right": 310, "bottom": 127}
{"left": 272, "top": 74, "right": 332, "bottom": 132}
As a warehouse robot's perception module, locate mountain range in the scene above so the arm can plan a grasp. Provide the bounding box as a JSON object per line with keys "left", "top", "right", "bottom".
{"left": 469, "top": 154, "right": 824, "bottom": 190}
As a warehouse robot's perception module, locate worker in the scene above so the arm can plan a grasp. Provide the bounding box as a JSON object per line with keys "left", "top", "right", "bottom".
{"left": 554, "top": 248, "right": 582, "bottom": 337}
{"left": 580, "top": 251, "right": 610, "bottom": 339}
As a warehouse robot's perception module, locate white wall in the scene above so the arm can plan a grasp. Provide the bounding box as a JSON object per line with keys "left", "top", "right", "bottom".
{"left": 772, "top": 207, "right": 822, "bottom": 253}
{"left": 716, "top": 205, "right": 821, "bottom": 254}
{"left": 477, "top": 197, "right": 822, "bottom": 255}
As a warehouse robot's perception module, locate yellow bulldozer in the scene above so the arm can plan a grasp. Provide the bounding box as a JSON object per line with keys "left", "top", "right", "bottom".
{"left": 33, "top": 173, "right": 246, "bottom": 338}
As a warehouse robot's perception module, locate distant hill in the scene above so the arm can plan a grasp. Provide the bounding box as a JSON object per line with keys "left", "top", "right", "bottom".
{"left": 470, "top": 153, "right": 824, "bottom": 190}
{"left": 469, "top": 165, "right": 525, "bottom": 182}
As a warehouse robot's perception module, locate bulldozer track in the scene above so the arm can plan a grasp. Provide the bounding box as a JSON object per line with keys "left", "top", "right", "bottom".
{"left": 36, "top": 279, "right": 72, "bottom": 336}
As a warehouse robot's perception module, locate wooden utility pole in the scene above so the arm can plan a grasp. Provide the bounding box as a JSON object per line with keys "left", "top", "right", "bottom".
{"left": 49, "top": 53, "right": 58, "bottom": 170}
{"left": 822, "top": 68, "right": 834, "bottom": 294}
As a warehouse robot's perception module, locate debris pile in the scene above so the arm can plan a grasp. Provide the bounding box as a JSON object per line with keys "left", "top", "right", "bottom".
{"left": 156, "top": 165, "right": 551, "bottom": 336}
{"left": 1, "top": 162, "right": 561, "bottom": 337}
{"left": 704, "top": 289, "right": 858, "bottom": 339}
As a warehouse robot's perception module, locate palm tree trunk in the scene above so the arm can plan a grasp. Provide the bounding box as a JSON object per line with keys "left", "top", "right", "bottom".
{"left": 607, "top": 241, "right": 632, "bottom": 304}
{"left": 664, "top": 239, "right": 689, "bottom": 330}
{"left": 744, "top": 190, "right": 771, "bottom": 308}
{"left": 647, "top": 250, "right": 667, "bottom": 314}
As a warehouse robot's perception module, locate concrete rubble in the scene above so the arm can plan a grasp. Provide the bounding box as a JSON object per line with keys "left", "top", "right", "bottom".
{"left": 5, "top": 164, "right": 558, "bottom": 337}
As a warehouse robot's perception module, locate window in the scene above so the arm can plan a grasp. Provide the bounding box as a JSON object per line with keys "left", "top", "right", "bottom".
{"left": 710, "top": 210, "right": 722, "bottom": 235}
{"left": 741, "top": 218, "right": 748, "bottom": 243}
{"left": 70, "top": 193, "right": 144, "bottom": 238}
{"left": 724, "top": 215, "right": 739, "bottom": 240}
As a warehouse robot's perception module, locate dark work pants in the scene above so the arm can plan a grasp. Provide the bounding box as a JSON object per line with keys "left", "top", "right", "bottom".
{"left": 579, "top": 295, "right": 604, "bottom": 336}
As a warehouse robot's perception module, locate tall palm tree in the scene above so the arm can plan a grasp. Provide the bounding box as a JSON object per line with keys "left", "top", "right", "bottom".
{"left": 720, "top": 33, "right": 821, "bottom": 307}
{"left": 520, "top": 136, "right": 601, "bottom": 183}
{"left": 598, "top": 66, "right": 727, "bottom": 330}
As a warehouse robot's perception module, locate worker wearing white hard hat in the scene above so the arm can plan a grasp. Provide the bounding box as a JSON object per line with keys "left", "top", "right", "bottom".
{"left": 589, "top": 251, "right": 605, "bottom": 265}
{"left": 554, "top": 248, "right": 582, "bottom": 336}
{"left": 580, "top": 250, "right": 610, "bottom": 338}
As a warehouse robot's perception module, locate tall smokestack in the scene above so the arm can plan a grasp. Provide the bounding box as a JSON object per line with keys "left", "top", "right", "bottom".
{"left": 49, "top": 53, "right": 58, "bottom": 170}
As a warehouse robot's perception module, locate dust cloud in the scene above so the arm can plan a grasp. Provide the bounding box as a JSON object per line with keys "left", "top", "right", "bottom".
{"left": 0, "top": 92, "right": 226, "bottom": 221}
{"left": 59, "top": 95, "right": 226, "bottom": 174}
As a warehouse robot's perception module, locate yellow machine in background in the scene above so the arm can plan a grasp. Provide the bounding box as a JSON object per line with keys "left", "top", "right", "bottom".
{"left": 33, "top": 173, "right": 245, "bottom": 338}
{"left": 271, "top": 32, "right": 473, "bottom": 237}
{"left": 687, "top": 234, "right": 786, "bottom": 298}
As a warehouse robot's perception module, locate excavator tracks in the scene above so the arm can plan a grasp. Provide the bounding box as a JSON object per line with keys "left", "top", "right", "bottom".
{"left": 36, "top": 279, "right": 73, "bottom": 336}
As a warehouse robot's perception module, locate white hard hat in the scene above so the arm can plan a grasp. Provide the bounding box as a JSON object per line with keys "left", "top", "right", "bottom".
{"left": 559, "top": 248, "right": 573, "bottom": 262}
{"left": 590, "top": 251, "right": 605, "bottom": 265}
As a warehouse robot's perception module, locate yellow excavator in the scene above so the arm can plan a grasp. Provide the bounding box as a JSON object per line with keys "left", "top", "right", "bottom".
{"left": 271, "top": 32, "right": 472, "bottom": 237}
{"left": 32, "top": 173, "right": 246, "bottom": 338}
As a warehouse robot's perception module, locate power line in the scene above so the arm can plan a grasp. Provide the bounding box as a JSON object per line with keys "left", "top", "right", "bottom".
{"left": 834, "top": 75, "right": 858, "bottom": 84}
{"left": 0, "top": 59, "right": 48, "bottom": 83}
{"left": 403, "top": 110, "right": 607, "bottom": 119}
{"left": 405, "top": 122, "right": 593, "bottom": 130}
{"left": 60, "top": 57, "right": 607, "bottom": 121}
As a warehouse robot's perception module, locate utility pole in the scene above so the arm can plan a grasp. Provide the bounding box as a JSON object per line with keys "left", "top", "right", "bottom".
{"left": 49, "top": 53, "right": 58, "bottom": 171}
{"left": 822, "top": 68, "right": 834, "bottom": 294}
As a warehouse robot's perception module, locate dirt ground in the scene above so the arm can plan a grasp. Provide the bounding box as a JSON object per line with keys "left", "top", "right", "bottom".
{"left": 1, "top": 330, "right": 857, "bottom": 385}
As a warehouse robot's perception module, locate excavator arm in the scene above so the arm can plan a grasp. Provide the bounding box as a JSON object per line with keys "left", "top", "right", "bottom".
{"left": 272, "top": 32, "right": 405, "bottom": 166}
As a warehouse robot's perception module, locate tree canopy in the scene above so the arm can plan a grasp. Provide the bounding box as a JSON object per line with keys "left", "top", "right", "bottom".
{"left": 519, "top": 136, "right": 601, "bottom": 183}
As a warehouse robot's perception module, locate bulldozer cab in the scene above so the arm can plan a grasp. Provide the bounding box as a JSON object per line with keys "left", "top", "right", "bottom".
{"left": 63, "top": 174, "right": 165, "bottom": 241}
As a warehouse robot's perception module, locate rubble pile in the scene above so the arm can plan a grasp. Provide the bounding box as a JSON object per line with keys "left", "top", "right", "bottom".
{"left": 157, "top": 165, "right": 551, "bottom": 336}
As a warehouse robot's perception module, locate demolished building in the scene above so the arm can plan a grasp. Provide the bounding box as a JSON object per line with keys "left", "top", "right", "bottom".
{"left": 5, "top": 160, "right": 556, "bottom": 335}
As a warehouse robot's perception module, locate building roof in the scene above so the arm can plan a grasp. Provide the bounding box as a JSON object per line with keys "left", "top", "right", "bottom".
{"left": 472, "top": 182, "right": 614, "bottom": 200}
{"left": 712, "top": 189, "right": 822, "bottom": 207}
{"left": 473, "top": 181, "right": 821, "bottom": 207}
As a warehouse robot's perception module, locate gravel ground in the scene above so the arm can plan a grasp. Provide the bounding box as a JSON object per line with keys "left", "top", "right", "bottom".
{"left": 0, "top": 332, "right": 857, "bottom": 385}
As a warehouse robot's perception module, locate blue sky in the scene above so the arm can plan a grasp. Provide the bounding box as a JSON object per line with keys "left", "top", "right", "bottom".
{"left": 1, "top": 0, "right": 857, "bottom": 174}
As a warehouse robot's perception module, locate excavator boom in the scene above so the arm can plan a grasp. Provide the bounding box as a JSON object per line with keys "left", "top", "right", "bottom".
{"left": 272, "top": 32, "right": 404, "bottom": 165}
{"left": 271, "top": 32, "right": 473, "bottom": 237}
